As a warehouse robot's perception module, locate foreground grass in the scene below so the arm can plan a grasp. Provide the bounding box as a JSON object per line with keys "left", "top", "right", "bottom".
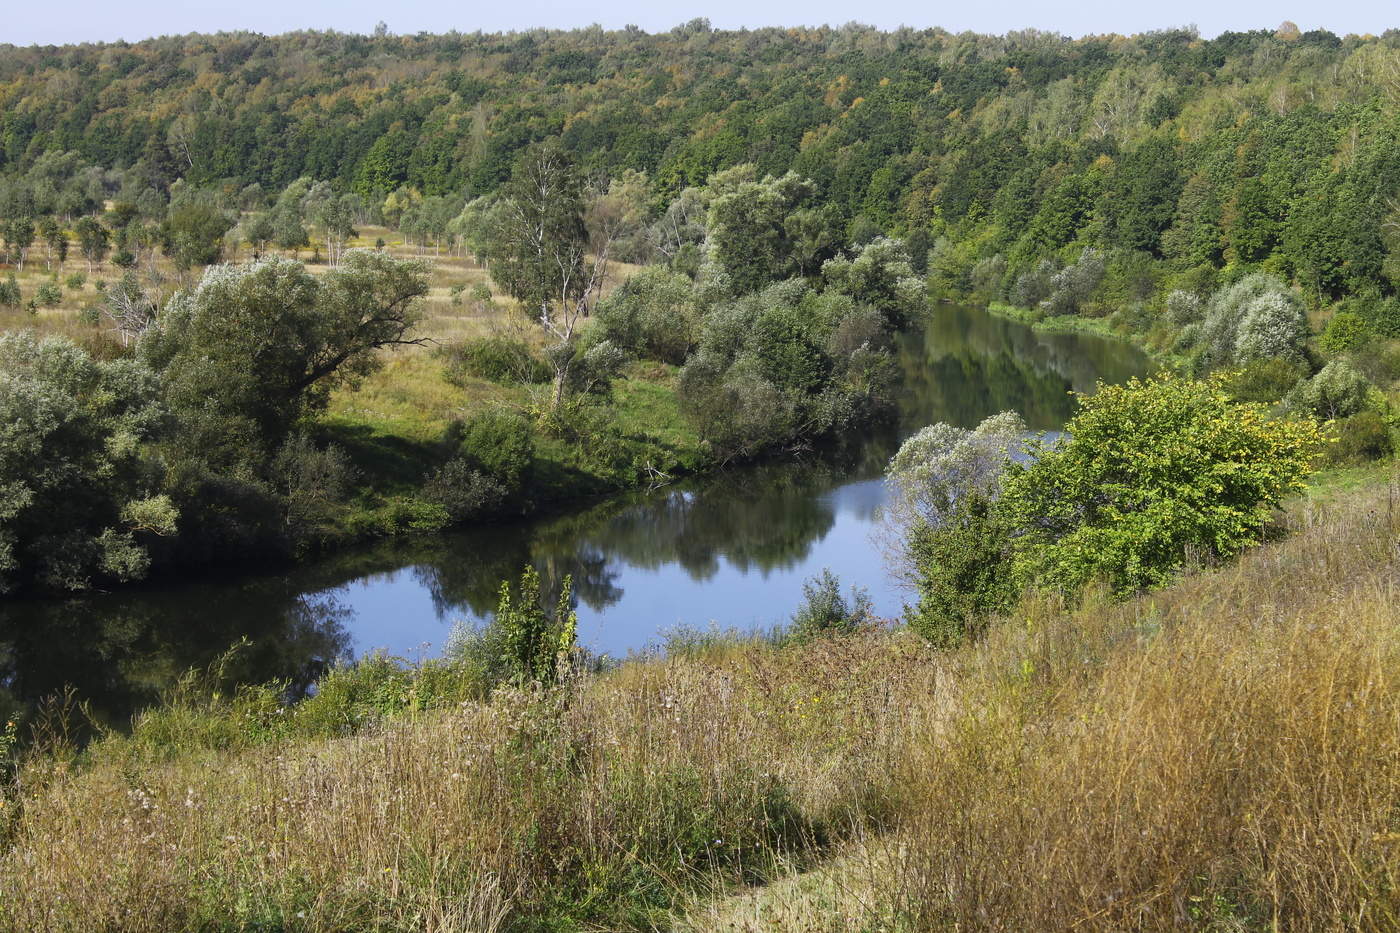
{"left": 4, "top": 475, "right": 1400, "bottom": 930}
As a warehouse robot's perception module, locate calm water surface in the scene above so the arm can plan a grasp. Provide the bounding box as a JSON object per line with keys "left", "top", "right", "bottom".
{"left": 0, "top": 305, "right": 1149, "bottom": 723}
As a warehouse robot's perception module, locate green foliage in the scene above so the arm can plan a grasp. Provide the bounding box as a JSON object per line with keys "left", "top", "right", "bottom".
{"left": 160, "top": 199, "right": 234, "bottom": 270}
{"left": 705, "top": 167, "right": 820, "bottom": 293}
{"left": 0, "top": 333, "right": 172, "bottom": 593}
{"left": 906, "top": 494, "right": 1016, "bottom": 649}
{"left": 450, "top": 410, "right": 535, "bottom": 494}
{"left": 0, "top": 276, "right": 18, "bottom": 308}
{"left": 1319, "top": 312, "right": 1370, "bottom": 354}
{"left": 496, "top": 565, "right": 577, "bottom": 685}
{"left": 1217, "top": 358, "right": 1310, "bottom": 404}
{"left": 32, "top": 282, "right": 61, "bottom": 308}
{"left": 592, "top": 266, "right": 701, "bottom": 364}
{"left": 140, "top": 252, "right": 428, "bottom": 471}
{"left": 1327, "top": 411, "right": 1394, "bottom": 464}
{"left": 999, "top": 374, "right": 1327, "bottom": 596}
{"left": 1197, "top": 274, "right": 1309, "bottom": 368}
{"left": 1289, "top": 360, "right": 1372, "bottom": 420}
{"left": 441, "top": 334, "right": 550, "bottom": 385}
{"left": 484, "top": 144, "right": 587, "bottom": 318}
{"left": 790, "top": 569, "right": 872, "bottom": 641}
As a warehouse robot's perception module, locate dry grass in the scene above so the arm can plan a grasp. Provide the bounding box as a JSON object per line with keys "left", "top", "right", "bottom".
{"left": 4, "top": 475, "right": 1400, "bottom": 930}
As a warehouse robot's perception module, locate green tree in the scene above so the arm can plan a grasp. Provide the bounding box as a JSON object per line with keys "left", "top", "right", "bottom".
{"left": 73, "top": 217, "right": 109, "bottom": 274}
{"left": 140, "top": 251, "right": 429, "bottom": 468}
{"left": 2, "top": 216, "right": 34, "bottom": 271}
{"left": 485, "top": 144, "right": 609, "bottom": 409}
{"left": 999, "top": 374, "right": 1326, "bottom": 595}
{"left": 161, "top": 200, "right": 234, "bottom": 271}
{"left": 0, "top": 333, "right": 175, "bottom": 593}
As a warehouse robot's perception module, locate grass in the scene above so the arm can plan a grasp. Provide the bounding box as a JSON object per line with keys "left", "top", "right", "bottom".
{"left": 4, "top": 469, "right": 1400, "bottom": 929}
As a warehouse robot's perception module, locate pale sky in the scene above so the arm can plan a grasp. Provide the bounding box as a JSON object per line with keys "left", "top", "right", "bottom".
{"left": 7, "top": 0, "right": 1397, "bottom": 47}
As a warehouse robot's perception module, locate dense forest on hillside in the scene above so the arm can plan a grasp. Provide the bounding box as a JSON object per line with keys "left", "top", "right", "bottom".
{"left": 2, "top": 21, "right": 1400, "bottom": 596}
{"left": 5, "top": 21, "right": 1400, "bottom": 305}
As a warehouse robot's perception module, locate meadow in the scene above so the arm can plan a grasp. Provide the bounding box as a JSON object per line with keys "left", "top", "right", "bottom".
{"left": 2, "top": 465, "right": 1396, "bottom": 931}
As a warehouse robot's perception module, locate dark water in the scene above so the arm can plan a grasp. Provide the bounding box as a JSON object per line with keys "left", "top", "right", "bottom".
{"left": 0, "top": 305, "right": 1149, "bottom": 725}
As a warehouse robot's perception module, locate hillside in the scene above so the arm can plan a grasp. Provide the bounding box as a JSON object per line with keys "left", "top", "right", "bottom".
{"left": 3, "top": 469, "right": 1397, "bottom": 930}
{"left": 2, "top": 23, "right": 1400, "bottom": 306}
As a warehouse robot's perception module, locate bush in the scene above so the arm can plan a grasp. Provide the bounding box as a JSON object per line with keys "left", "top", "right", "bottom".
{"left": 1320, "top": 311, "right": 1370, "bottom": 354}
{"left": 1289, "top": 360, "right": 1371, "bottom": 420}
{"left": 1354, "top": 295, "right": 1400, "bottom": 338}
{"left": 64, "top": 272, "right": 87, "bottom": 291}
{"left": 999, "top": 374, "right": 1327, "bottom": 595}
{"left": 33, "top": 282, "right": 62, "bottom": 308}
{"left": 451, "top": 410, "right": 535, "bottom": 494}
{"left": 1218, "top": 357, "right": 1310, "bottom": 404}
{"left": 496, "top": 565, "right": 577, "bottom": 685}
{"left": 0, "top": 275, "right": 18, "bottom": 308}
{"left": 442, "top": 334, "right": 550, "bottom": 385}
{"left": 421, "top": 458, "right": 508, "bottom": 521}
{"left": 906, "top": 494, "right": 1016, "bottom": 649}
{"left": 790, "top": 569, "right": 872, "bottom": 641}
{"left": 1198, "top": 273, "right": 1308, "bottom": 367}
{"left": 1329, "top": 411, "right": 1394, "bottom": 464}
{"left": 592, "top": 266, "right": 699, "bottom": 364}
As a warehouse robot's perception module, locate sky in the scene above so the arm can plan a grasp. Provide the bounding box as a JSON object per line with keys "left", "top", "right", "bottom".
{"left": 7, "top": 0, "right": 1397, "bottom": 47}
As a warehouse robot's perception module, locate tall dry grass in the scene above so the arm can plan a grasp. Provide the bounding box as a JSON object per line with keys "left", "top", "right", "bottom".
{"left": 2, "top": 478, "right": 1399, "bottom": 930}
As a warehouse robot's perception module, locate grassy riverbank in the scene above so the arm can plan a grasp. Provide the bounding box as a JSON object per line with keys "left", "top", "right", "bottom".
{"left": 4, "top": 466, "right": 1398, "bottom": 930}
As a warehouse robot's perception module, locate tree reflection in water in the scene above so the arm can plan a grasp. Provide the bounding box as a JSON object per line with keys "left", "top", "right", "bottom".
{"left": 2, "top": 304, "right": 1151, "bottom": 727}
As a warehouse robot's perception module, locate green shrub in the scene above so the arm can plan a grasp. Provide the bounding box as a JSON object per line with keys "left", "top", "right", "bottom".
{"left": 451, "top": 410, "right": 535, "bottom": 493}
{"left": 442, "top": 334, "right": 550, "bottom": 385}
{"left": 906, "top": 494, "right": 1016, "bottom": 649}
{"left": 1355, "top": 295, "right": 1400, "bottom": 338}
{"left": 420, "top": 458, "right": 508, "bottom": 521}
{"left": 1320, "top": 311, "right": 1370, "bottom": 354}
{"left": 33, "top": 282, "right": 61, "bottom": 308}
{"left": 496, "top": 565, "right": 577, "bottom": 685}
{"left": 592, "top": 266, "right": 700, "bottom": 364}
{"left": 64, "top": 272, "right": 86, "bottom": 291}
{"left": 0, "top": 275, "right": 18, "bottom": 308}
{"left": 999, "top": 374, "right": 1327, "bottom": 596}
{"left": 790, "top": 569, "right": 871, "bottom": 641}
{"left": 1218, "top": 357, "right": 1310, "bottom": 404}
{"left": 1328, "top": 410, "right": 1394, "bottom": 464}
{"left": 1289, "top": 360, "right": 1371, "bottom": 419}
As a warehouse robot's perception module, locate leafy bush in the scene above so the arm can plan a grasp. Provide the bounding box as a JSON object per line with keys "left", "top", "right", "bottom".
{"left": 33, "top": 282, "right": 61, "bottom": 308}
{"left": 442, "top": 334, "right": 550, "bottom": 385}
{"left": 496, "top": 565, "right": 577, "bottom": 685}
{"left": 1198, "top": 274, "right": 1309, "bottom": 367}
{"left": 272, "top": 434, "right": 359, "bottom": 543}
{"left": 906, "top": 494, "right": 1015, "bottom": 649}
{"left": 451, "top": 410, "right": 535, "bottom": 494}
{"left": 0, "top": 275, "right": 18, "bottom": 308}
{"left": 592, "top": 266, "right": 700, "bottom": 364}
{"left": 0, "top": 333, "right": 171, "bottom": 593}
{"left": 1320, "top": 311, "right": 1370, "bottom": 354}
{"left": 420, "top": 458, "right": 508, "bottom": 521}
{"left": 1354, "top": 295, "right": 1400, "bottom": 338}
{"left": 1041, "top": 247, "right": 1105, "bottom": 316}
{"left": 1218, "top": 357, "right": 1310, "bottom": 404}
{"left": 64, "top": 272, "right": 86, "bottom": 291}
{"left": 1289, "top": 360, "right": 1372, "bottom": 419}
{"left": 790, "top": 569, "right": 872, "bottom": 640}
{"left": 1328, "top": 411, "right": 1394, "bottom": 464}
{"left": 999, "top": 374, "right": 1327, "bottom": 595}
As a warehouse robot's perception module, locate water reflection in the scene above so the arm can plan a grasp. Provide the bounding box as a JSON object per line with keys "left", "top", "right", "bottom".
{"left": 0, "top": 305, "right": 1150, "bottom": 725}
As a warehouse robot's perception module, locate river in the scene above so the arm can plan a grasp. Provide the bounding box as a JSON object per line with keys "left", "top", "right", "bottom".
{"left": 0, "top": 304, "right": 1150, "bottom": 725}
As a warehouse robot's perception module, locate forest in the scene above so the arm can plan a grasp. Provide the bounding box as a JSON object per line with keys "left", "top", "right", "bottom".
{"left": 2, "top": 21, "right": 1399, "bottom": 594}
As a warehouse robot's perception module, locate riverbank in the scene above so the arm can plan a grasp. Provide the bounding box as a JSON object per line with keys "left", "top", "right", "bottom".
{"left": 984, "top": 299, "right": 1185, "bottom": 368}
{"left": 5, "top": 468, "right": 1397, "bottom": 930}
